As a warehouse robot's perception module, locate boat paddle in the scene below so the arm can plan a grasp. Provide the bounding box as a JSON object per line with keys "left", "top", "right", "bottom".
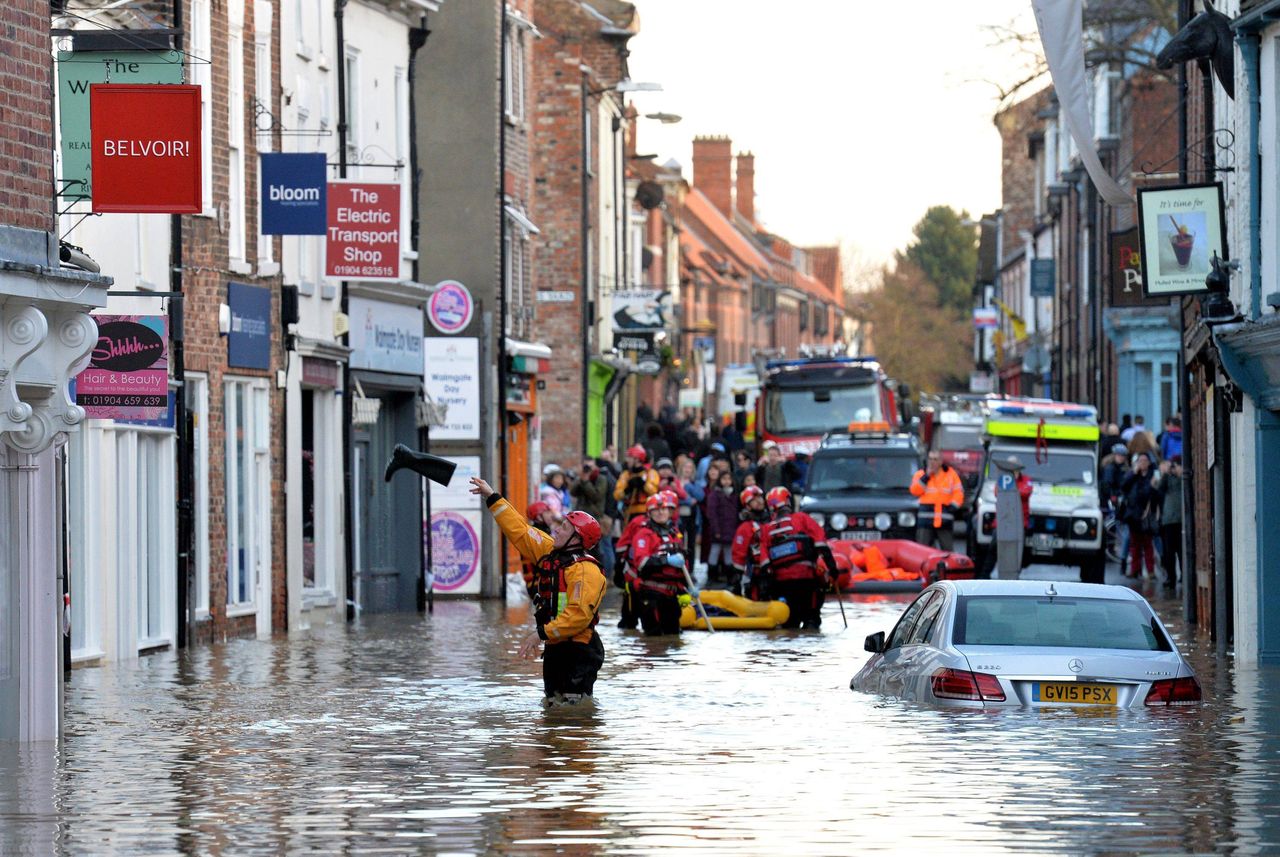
{"left": 672, "top": 555, "right": 715, "bottom": 633}
{"left": 831, "top": 574, "right": 848, "bottom": 629}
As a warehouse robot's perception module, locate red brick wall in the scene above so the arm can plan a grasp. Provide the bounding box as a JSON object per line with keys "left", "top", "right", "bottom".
{"left": 995, "top": 88, "right": 1050, "bottom": 265}
{"left": 0, "top": 1, "right": 53, "bottom": 232}
{"left": 735, "top": 152, "right": 754, "bottom": 223}
{"left": 184, "top": 0, "right": 286, "bottom": 642}
{"left": 692, "top": 136, "right": 732, "bottom": 218}
{"left": 531, "top": 0, "right": 629, "bottom": 468}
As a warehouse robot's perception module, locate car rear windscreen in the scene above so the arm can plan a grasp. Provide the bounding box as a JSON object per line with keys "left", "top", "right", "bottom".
{"left": 935, "top": 424, "right": 982, "bottom": 450}
{"left": 954, "top": 596, "right": 1172, "bottom": 651}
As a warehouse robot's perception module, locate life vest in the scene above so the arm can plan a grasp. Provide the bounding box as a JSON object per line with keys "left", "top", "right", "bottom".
{"left": 522, "top": 522, "right": 552, "bottom": 598}
{"left": 760, "top": 513, "right": 821, "bottom": 582}
{"left": 629, "top": 521, "right": 687, "bottom": 596}
{"left": 532, "top": 550, "right": 604, "bottom": 629}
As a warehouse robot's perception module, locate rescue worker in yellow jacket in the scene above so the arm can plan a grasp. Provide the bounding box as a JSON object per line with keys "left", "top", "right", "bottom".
{"left": 910, "top": 450, "right": 965, "bottom": 551}
{"left": 471, "top": 476, "right": 607, "bottom": 706}
{"left": 613, "top": 444, "right": 661, "bottom": 521}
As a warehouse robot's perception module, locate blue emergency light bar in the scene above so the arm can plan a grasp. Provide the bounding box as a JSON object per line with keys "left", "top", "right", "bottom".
{"left": 992, "top": 402, "right": 1096, "bottom": 419}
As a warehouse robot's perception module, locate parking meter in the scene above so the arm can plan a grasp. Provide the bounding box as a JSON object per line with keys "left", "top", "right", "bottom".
{"left": 993, "top": 459, "right": 1025, "bottom": 579}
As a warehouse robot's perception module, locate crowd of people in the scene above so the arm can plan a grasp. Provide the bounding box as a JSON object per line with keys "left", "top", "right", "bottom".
{"left": 1098, "top": 413, "right": 1184, "bottom": 590}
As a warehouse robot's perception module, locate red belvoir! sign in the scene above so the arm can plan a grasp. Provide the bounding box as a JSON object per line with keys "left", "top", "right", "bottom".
{"left": 326, "top": 181, "right": 401, "bottom": 281}
{"left": 90, "top": 84, "right": 202, "bottom": 214}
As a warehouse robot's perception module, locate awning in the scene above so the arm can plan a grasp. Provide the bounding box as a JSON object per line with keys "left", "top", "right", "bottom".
{"left": 1213, "top": 316, "right": 1280, "bottom": 412}
{"left": 503, "top": 204, "right": 540, "bottom": 236}
{"left": 505, "top": 337, "right": 551, "bottom": 360}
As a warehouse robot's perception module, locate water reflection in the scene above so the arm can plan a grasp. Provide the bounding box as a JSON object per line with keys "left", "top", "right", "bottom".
{"left": 0, "top": 584, "right": 1277, "bottom": 853}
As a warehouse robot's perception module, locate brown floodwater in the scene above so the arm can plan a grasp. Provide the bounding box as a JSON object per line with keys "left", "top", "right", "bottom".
{"left": 2, "top": 566, "right": 1279, "bottom": 855}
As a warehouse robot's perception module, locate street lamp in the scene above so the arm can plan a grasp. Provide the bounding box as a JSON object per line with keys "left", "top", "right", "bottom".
{"left": 644, "top": 112, "right": 682, "bottom": 124}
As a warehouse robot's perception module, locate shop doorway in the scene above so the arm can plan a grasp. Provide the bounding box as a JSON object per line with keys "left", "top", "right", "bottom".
{"left": 353, "top": 390, "right": 420, "bottom": 613}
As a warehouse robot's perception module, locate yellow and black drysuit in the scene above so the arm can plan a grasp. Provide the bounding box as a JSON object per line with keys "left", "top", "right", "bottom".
{"left": 487, "top": 494, "right": 608, "bottom": 699}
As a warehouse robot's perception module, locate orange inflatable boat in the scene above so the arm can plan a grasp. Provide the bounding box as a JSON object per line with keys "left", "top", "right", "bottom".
{"left": 824, "top": 539, "right": 976, "bottom": 593}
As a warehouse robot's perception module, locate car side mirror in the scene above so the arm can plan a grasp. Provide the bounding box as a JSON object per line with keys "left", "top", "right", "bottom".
{"left": 864, "top": 631, "right": 886, "bottom": 653}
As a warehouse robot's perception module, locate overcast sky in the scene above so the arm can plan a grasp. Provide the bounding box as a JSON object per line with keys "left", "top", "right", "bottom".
{"left": 625, "top": 0, "right": 1040, "bottom": 269}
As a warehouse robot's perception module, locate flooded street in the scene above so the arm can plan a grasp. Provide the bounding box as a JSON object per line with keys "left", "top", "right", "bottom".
{"left": 5, "top": 568, "right": 1280, "bottom": 855}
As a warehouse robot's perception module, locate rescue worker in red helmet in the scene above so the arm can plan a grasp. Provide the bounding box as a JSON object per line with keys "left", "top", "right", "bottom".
{"left": 613, "top": 444, "right": 660, "bottom": 521}
{"left": 613, "top": 508, "right": 651, "bottom": 630}
{"left": 520, "top": 501, "right": 558, "bottom": 599}
{"left": 731, "top": 485, "right": 770, "bottom": 599}
{"left": 627, "top": 490, "right": 688, "bottom": 636}
{"left": 756, "top": 486, "right": 838, "bottom": 629}
{"left": 471, "top": 476, "right": 607, "bottom": 706}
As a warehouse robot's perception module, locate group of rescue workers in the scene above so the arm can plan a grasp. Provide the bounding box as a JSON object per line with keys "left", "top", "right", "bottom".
{"left": 471, "top": 440, "right": 1032, "bottom": 708}
{"left": 469, "top": 443, "right": 856, "bottom": 707}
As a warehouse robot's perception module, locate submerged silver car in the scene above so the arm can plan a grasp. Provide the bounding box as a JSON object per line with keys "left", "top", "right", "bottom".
{"left": 851, "top": 580, "right": 1202, "bottom": 709}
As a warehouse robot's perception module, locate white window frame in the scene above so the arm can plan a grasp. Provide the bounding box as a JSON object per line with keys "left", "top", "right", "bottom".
{"left": 395, "top": 67, "right": 413, "bottom": 260}
{"left": 294, "top": 0, "right": 311, "bottom": 59}
{"left": 303, "top": 389, "right": 337, "bottom": 597}
{"left": 188, "top": 373, "right": 211, "bottom": 618}
{"left": 228, "top": 0, "right": 247, "bottom": 266}
{"left": 191, "top": 0, "right": 214, "bottom": 216}
{"left": 224, "top": 377, "right": 271, "bottom": 616}
{"left": 133, "top": 431, "right": 176, "bottom": 650}
{"left": 255, "top": 3, "right": 274, "bottom": 267}
{"left": 344, "top": 49, "right": 361, "bottom": 169}
{"left": 67, "top": 430, "right": 102, "bottom": 663}
{"left": 503, "top": 26, "right": 526, "bottom": 122}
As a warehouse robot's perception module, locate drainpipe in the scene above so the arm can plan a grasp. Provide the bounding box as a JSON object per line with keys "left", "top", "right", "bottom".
{"left": 1238, "top": 32, "right": 1262, "bottom": 320}
{"left": 1176, "top": 0, "right": 1197, "bottom": 626}
{"left": 336, "top": 0, "right": 354, "bottom": 621}
{"left": 170, "top": 0, "right": 192, "bottom": 649}
{"left": 498, "top": 5, "right": 510, "bottom": 591}
{"left": 581, "top": 72, "right": 592, "bottom": 457}
{"left": 409, "top": 15, "right": 429, "bottom": 610}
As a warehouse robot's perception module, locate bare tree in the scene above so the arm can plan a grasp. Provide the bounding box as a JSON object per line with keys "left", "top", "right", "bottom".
{"left": 982, "top": 0, "right": 1180, "bottom": 110}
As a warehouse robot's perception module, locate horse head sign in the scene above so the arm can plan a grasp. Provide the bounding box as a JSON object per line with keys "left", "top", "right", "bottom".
{"left": 1156, "top": 0, "right": 1234, "bottom": 100}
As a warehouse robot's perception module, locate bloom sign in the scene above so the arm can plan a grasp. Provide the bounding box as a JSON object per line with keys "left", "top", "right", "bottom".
{"left": 260, "top": 153, "right": 327, "bottom": 235}
{"left": 89, "top": 84, "right": 202, "bottom": 213}
{"left": 75, "top": 315, "right": 169, "bottom": 419}
{"left": 325, "top": 181, "right": 400, "bottom": 280}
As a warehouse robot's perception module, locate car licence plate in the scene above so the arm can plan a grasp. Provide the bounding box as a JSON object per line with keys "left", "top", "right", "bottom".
{"left": 1028, "top": 533, "right": 1063, "bottom": 554}
{"left": 840, "top": 531, "right": 880, "bottom": 541}
{"left": 1034, "top": 682, "right": 1117, "bottom": 705}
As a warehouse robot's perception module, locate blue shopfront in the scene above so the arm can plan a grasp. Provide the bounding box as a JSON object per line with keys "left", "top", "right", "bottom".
{"left": 347, "top": 288, "right": 428, "bottom": 614}
{"left": 1104, "top": 228, "right": 1182, "bottom": 430}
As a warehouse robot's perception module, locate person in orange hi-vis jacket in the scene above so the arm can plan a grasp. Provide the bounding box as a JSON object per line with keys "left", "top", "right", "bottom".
{"left": 910, "top": 450, "right": 965, "bottom": 551}
{"left": 471, "top": 476, "right": 607, "bottom": 707}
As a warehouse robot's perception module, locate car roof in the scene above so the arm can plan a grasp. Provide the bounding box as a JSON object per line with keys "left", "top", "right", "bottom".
{"left": 939, "top": 580, "right": 1145, "bottom": 601}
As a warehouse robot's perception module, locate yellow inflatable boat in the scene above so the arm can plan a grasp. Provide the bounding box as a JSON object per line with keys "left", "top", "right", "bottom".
{"left": 679, "top": 589, "right": 790, "bottom": 631}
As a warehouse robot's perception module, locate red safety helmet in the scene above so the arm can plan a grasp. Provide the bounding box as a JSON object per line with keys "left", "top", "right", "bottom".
{"left": 740, "top": 485, "right": 765, "bottom": 506}
{"left": 765, "top": 486, "right": 792, "bottom": 510}
{"left": 526, "top": 501, "right": 551, "bottom": 520}
{"left": 646, "top": 494, "right": 664, "bottom": 512}
{"left": 626, "top": 444, "right": 648, "bottom": 463}
{"left": 658, "top": 489, "right": 679, "bottom": 509}
{"left": 564, "top": 510, "right": 602, "bottom": 550}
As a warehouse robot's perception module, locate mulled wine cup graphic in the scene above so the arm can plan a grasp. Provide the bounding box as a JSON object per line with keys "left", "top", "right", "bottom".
{"left": 1157, "top": 211, "right": 1208, "bottom": 276}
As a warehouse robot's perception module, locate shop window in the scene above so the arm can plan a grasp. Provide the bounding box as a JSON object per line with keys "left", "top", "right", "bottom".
{"left": 188, "top": 373, "right": 211, "bottom": 616}
{"left": 225, "top": 378, "right": 271, "bottom": 613}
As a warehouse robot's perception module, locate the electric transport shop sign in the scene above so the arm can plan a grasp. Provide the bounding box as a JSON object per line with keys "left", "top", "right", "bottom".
{"left": 326, "top": 181, "right": 401, "bottom": 281}
{"left": 260, "top": 153, "right": 327, "bottom": 235}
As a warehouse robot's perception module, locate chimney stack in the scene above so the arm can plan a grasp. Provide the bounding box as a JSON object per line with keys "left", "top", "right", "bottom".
{"left": 691, "top": 135, "right": 733, "bottom": 217}
{"left": 735, "top": 151, "right": 755, "bottom": 223}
